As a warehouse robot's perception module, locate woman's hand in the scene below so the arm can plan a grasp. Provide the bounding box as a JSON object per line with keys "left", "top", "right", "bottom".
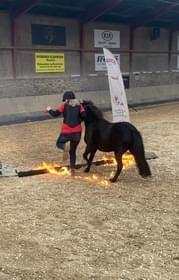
{"left": 46, "top": 106, "right": 52, "bottom": 112}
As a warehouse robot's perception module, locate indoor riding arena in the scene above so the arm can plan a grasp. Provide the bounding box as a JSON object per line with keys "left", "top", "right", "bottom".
{"left": 0, "top": 1, "right": 179, "bottom": 280}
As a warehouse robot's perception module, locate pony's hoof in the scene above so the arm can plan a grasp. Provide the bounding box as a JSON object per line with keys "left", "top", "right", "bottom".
{"left": 142, "top": 174, "right": 151, "bottom": 178}
{"left": 109, "top": 177, "right": 117, "bottom": 183}
{"left": 84, "top": 167, "right": 90, "bottom": 173}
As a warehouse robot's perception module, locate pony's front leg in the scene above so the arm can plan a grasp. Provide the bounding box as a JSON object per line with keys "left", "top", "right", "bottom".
{"left": 110, "top": 151, "right": 124, "bottom": 182}
{"left": 84, "top": 149, "right": 97, "bottom": 173}
{"left": 83, "top": 146, "right": 90, "bottom": 162}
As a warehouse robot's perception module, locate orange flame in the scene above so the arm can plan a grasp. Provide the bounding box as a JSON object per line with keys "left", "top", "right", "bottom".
{"left": 75, "top": 174, "right": 110, "bottom": 187}
{"left": 122, "top": 153, "right": 135, "bottom": 170}
{"left": 102, "top": 153, "right": 135, "bottom": 170}
{"left": 34, "top": 153, "right": 135, "bottom": 187}
{"left": 36, "top": 161, "right": 71, "bottom": 176}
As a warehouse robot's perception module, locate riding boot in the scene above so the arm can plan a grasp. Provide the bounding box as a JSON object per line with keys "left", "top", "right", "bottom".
{"left": 71, "top": 168, "right": 75, "bottom": 176}
{"left": 62, "top": 142, "right": 70, "bottom": 163}
{"left": 70, "top": 167, "right": 80, "bottom": 176}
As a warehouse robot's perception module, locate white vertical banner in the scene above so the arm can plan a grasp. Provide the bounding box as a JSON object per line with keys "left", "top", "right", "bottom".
{"left": 103, "top": 48, "right": 130, "bottom": 123}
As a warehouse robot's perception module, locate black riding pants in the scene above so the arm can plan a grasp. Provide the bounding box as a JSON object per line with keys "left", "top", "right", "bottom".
{"left": 56, "top": 132, "right": 81, "bottom": 168}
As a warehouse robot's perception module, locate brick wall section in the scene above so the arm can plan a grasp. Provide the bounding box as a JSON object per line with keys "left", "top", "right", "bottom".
{"left": 0, "top": 76, "right": 110, "bottom": 98}
{"left": 1, "top": 72, "right": 179, "bottom": 99}
{"left": 130, "top": 71, "right": 179, "bottom": 87}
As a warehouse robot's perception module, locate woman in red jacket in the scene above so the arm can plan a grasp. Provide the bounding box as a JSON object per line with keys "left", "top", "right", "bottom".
{"left": 46, "top": 91, "right": 86, "bottom": 174}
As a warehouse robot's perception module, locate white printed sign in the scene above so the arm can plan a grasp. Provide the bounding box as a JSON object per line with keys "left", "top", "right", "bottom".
{"left": 95, "top": 53, "right": 120, "bottom": 71}
{"left": 103, "top": 48, "right": 130, "bottom": 123}
{"left": 94, "top": 29, "right": 120, "bottom": 48}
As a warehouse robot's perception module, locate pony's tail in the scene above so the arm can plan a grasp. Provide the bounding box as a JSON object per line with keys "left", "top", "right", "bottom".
{"left": 130, "top": 131, "right": 151, "bottom": 178}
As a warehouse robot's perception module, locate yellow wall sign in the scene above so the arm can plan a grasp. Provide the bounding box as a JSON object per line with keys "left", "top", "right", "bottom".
{"left": 35, "top": 52, "right": 65, "bottom": 73}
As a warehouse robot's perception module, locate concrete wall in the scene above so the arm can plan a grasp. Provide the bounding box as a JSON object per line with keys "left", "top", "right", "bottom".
{"left": 1, "top": 83, "right": 179, "bottom": 125}
{"left": 1, "top": 12, "right": 179, "bottom": 79}
{"left": 0, "top": 12, "right": 179, "bottom": 123}
{"left": 171, "top": 31, "right": 179, "bottom": 69}
{"left": 0, "top": 13, "right": 12, "bottom": 78}
{"left": 15, "top": 14, "right": 80, "bottom": 77}
{"left": 133, "top": 27, "right": 168, "bottom": 72}
{"left": 82, "top": 22, "right": 130, "bottom": 73}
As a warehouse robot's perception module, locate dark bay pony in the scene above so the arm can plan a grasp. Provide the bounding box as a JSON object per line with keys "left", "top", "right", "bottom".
{"left": 82, "top": 101, "right": 151, "bottom": 182}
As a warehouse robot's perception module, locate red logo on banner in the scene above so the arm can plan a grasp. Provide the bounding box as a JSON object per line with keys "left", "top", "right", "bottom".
{"left": 106, "top": 58, "right": 116, "bottom": 64}
{"left": 101, "top": 31, "right": 113, "bottom": 41}
{"left": 113, "top": 96, "right": 124, "bottom": 106}
{"left": 111, "top": 76, "right": 119, "bottom": 80}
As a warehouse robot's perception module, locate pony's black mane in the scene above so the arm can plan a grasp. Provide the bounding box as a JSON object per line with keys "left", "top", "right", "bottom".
{"left": 82, "top": 100, "right": 104, "bottom": 120}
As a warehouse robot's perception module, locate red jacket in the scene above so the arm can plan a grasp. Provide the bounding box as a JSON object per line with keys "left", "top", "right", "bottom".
{"left": 49, "top": 103, "right": 85, "bottom": 134}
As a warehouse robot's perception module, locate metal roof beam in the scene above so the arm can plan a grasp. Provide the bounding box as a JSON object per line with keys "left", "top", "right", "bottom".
{"left": 80, "top": 0, "right": 125, "bottom": 24}
{"left": 11, "top": 0, "right": 42, "bottom": 19}
{"left": 37, "top": 3, "right": 85, "bottom": 12}
{"left": 132, "top": 2, "right": 179, "bottom": 29}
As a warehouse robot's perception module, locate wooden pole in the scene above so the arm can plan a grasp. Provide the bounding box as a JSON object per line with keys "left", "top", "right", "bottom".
{"left": 17, "top": 152, "right": 157, "bottom": 177}
{"left": 17, "top": 159, "right": 114, "bottom": 177}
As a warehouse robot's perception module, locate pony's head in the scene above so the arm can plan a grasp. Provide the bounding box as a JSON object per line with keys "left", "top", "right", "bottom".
{"left": 82, "top": 100, "right": 104, "bottom": 122}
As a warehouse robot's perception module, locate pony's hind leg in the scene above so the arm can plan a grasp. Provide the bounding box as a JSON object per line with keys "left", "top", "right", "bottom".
{"left": 110, "top": 150, "right": 124, "bottom": 182}
{"left": 84, "top": 149, "right": 97, "bottom": 172}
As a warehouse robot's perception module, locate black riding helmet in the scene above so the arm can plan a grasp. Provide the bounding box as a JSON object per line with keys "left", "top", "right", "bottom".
{"left": 62, "top": 91, "right": 76, "bottom": 102}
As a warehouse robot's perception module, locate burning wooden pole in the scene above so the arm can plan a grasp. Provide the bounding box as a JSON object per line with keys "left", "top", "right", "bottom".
{"left": 17, "top": 152, "right": 157, "bottom": 178}
{"left": 17, "top": 159, "right": 114, "bottom": 177}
